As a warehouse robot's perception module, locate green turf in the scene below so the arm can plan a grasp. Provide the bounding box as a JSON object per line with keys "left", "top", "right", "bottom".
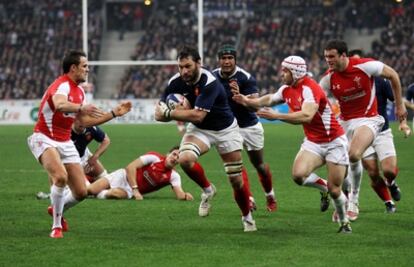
{"left": 0, "top": 123, "right": 413, "bottom": 267}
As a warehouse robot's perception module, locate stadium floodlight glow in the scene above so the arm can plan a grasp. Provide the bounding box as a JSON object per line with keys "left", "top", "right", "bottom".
{"left": 144, "top": 0, "right": 152, "bottom": 6}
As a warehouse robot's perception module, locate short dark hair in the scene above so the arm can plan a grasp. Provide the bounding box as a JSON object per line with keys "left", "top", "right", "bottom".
{"left": 324, "top": 39, "right": 348, "bottom": 56}
{"left": 62, "top": 50, "right": 87, "bottom": 73}
{"left": 348, "top": 49, "right": 364, "bottom": 57}
{"left": 169, "top": 145, "right": 180, "bottom": 153}
{"left": 177, "top": 45, "right": 201, "bottom": 62}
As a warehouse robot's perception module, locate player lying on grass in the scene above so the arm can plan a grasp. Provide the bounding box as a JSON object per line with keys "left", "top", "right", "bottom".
{"left": 87, "top": 146, "right": 194, "bottom": 201}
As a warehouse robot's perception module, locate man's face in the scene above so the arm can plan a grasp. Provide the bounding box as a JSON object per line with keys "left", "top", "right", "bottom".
{"left": 178, "top": 56, "right": 200, "bottom": 84}
{"left": 281, "top": 68, "right": 293, "bottom": 85}
{"left": 324, "top": 49, "right": 346, "bottom": 71}
{"left": 166, "top": 149, "right": 180, "bottom": 168}
{"left": 219, "top": 55, "right": 236, "bottom": 75}
{"left": 73, "top": 56, "right": 89, "bottom": 83}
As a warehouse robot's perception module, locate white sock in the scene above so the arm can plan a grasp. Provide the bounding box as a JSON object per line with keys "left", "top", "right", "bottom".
{"left": 333, "top": 192, "right": 348, "bottom": 223}
{"left": 242, "top": 212, "right": 253, "bottom": 221}
{"left": 97, "top": 190, "right": 109, "bottom": 199}
{"left": 63, "top": 189, "right": 80, "bottom": 212}
{"left": 50, "top": 185, "right": 65, "bottom": 229}
{"left": 204, "top": 185, "right": 213, "bottom": 194}
{"left": 303, "top": 173, "right": 328, "bottom": 192}
{"left": 265, "top": 189, "right": 275, "bottom": 197}
{"left": 349, "top": 161, "right": 362, "bottom": 204}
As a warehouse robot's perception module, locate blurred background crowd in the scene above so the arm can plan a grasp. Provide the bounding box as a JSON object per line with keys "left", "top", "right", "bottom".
{"left": 1, "top": 0, "right": 413, "bottom": 100}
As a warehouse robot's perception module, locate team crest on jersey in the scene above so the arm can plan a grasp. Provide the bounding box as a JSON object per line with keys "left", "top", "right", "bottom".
{"left": 194, "top": 86, "right": 200, "bottom": 96}
{"left": 353, "top": 76, "right": 362, "bottom": 89}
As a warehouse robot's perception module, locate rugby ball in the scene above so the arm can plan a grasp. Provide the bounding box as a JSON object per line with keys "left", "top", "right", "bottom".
{"left": 166, "top": 93, "right": 191, "bottom": 110}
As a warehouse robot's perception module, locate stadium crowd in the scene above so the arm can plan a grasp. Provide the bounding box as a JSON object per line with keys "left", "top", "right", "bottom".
{"left": 0, "top": 0, "right": 103, "bottom": 99}
{"left": 0, "top": 0, "right": 413, "bottom": 100}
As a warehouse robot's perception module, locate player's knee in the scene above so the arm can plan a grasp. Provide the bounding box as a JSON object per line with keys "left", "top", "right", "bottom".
{"left": 52, "top": 172, "right": 68, "bottom": 187}
{"left": 74, "top": 188, "right": 88, "bottom": 201}
{"left": 383, "top": 169, "right": 396, "bottom": 180}
{"left": 291, "top": 170, "right": 306, "bottom": 185}
{"left": 224, "top": 160, "right": 243, "bottom": 180}
{"left": 179, "top": 142, "right": 200, "bottom": 167}
{"left": 228, "top": 175, "right": 243, "bottom": 188}
{"left": 349, "top": 152, "right": 362, "bottom": 163}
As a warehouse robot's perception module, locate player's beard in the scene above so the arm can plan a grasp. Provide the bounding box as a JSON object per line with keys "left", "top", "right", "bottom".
{"left": 183, "top": 69, "right": 199, "bottom": 85}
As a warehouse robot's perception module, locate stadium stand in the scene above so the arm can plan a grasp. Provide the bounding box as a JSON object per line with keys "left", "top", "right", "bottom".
{"left": 1, "top": 0, "right": 412, "bottom": 100}
{"left": 0, "top": 0, "right": 103, "bottom": 99}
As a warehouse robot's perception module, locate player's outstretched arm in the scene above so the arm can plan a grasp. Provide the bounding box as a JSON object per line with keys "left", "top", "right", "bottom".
{"left": 77, "top": 101, "right": 132, "bottom": 127}
{"left": 172, "top": 186, "right": 193, "bottom": 201}
{"left": 125, "top": 158, "right": 145, "bottom": 201}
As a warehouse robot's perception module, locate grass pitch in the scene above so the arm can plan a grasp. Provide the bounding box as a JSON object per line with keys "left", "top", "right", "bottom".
{"left": 0, "top": 123, "right": 413, "bottom": 267}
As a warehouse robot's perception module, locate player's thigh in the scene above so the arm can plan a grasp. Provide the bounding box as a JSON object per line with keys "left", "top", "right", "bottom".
{"left": 65, "top": 163, "right": 87, "bottom": 197}
{"left": 87, "top": 177, "right": 110, "bottom": 195}
{"left": 106, "top": 188, "right": 129, "bottom": 199}
{"left": 292, "top": 149, "right": 324, "bottom": 177}
{"left": 349, "top": 125, "right": 375, "bottom": 157}
{"left": 40, "top": 147, "right": 68, "bottom": 183}
{"left": 247, "top": 149, "right": 264, "bottom": 166}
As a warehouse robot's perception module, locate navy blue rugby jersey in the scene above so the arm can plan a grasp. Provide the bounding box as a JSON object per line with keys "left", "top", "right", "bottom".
{"left": 71, "top": 126, "right": 106, "bottom": 157}
{"left": 213, "top": 66, "right": 259, "bottom": 128}
{"left": 161, "top": 68, "right": 235, "bottom": 131}
{"left": 406, "top": 83, "right": 414, "bottom": 103}
{"left": 375, "top": 77, "right": 394, "bottom": 132}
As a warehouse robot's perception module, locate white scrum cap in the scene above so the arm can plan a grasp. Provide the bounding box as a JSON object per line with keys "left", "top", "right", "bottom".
{"left": 281, "top": 56, "right": 307, "bottom": 81}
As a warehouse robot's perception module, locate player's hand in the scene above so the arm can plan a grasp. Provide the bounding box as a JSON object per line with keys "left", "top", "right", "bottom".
{"left": 229, "top": 80, "right": 240, "bottom": 95}
{"left": 87, "top": 156, "right": 98, "bottom": 167}
{"left": 399, "top": 120, "right": 412, "bottom": 138}
{"left": 232, "top": 94, "right": 248, "bottom": 106}
{"left": 133, "top": 190, "right": 143, "bottom": 201}
{"left": 113, "top": 101, "right": 132, "bottom": 117}
{"left": 155, "top": 101, "right": 172, "bottom": 122}
{"left": 81, "top": 104, "right": 105, "bottom": 118}
{"left": 183, "top": 192, "right": 193, "bottom": 201}
{"left": 256, "top": 107, "right": 278, "bottom": 121}
{"left": 395, "top": 104, "right": 408, "bottom": 123}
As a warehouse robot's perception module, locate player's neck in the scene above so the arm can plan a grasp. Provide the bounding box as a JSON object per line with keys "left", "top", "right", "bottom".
{"left": 338, "top": 57, "right": 349, "bottom": 72}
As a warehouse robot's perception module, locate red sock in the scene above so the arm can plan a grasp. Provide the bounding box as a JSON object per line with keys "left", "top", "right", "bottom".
{"left": 371, "top": 178, "right": 392, "bottom": 202}
{"left": 242, "top": 168, "right": 252, "bottom": 197}
{"left": 182, "top": 162, "right": 211, "bottom": 189}
{"left": 258, "top": 163, "right": 273, "bottom": 193}
{"left": 233, "top": 182, "right": 250, "bottom": 216}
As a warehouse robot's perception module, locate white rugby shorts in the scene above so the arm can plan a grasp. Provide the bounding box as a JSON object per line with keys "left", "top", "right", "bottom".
{"left": 184, "top": 119, "right": 243, "bottom": 154}
{"left": 104, "top": 168, "right": 133, "bottom": 199}
{"left": 300, "top": 135, "right": 349, "bottom": 166}
{"left": 340, "top": 115, "right": 385, "bottom": 141}
{"left": 362, "top": 129, "right": 396, "bottom": 161}
{"left": 240, "top": 122, "right": 264, "bottom": 151}
{"left": 27, "top": 132, "right": 81, "bottom": 164}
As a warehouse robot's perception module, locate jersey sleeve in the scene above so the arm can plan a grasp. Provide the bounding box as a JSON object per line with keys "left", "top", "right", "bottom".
{"left": 139, "top": 154, "right": 160, "bottom": 165}
{"left": 355, "top": 60, "right": 384, "bottom": 77}
{"left": 169, "top": 170, "right": 181, "bottom": 187}
{"left": 271, "top": 85, "right": 287, "bottom": 103}
{"left": 91, "top": 126, "right": 106, "bottom": 142}
{"left": 302, "top": 85, "right": 318, "bottom": 104}
{"left": 55, "top": 82, "right": 70, "bottom": 96}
